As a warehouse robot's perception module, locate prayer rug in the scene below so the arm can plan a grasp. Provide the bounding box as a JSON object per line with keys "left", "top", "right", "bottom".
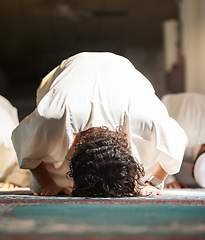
{"left": 0, "top": 189, "right": 205, "bottom": 239}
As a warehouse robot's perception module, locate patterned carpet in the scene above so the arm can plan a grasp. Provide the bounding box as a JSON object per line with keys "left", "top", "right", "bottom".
{"left": 0, "top": 189, "right": 205, "bottom": 240}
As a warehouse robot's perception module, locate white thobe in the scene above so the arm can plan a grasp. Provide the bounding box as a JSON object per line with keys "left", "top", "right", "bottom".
{"left": 0, "top": 95, "right": 29, "bottom": 186}
{"left": 162, "top": 92, "right": 205, "bottom": 186}
{"left": 12, "top": 52, "right": 187, "bottom": 192}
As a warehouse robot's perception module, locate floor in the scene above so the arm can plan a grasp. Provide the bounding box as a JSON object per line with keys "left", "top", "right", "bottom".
{"left": 0, "top": 188, "right": 205, "bottom": 240}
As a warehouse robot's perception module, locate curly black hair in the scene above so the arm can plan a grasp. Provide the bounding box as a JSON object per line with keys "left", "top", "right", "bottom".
{"left": 69, "top": 127, "right": 145, "bottom": 197}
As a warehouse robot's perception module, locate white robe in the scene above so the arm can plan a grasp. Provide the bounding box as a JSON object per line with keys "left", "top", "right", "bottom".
{"left": 0, "top": 95, "right": 29, "bottom": 186}
{"left": 162, "top": 92, "right": 205, "bottom": 186}
{"left": 12, "top": 52, "right": 187, "bottom": 192}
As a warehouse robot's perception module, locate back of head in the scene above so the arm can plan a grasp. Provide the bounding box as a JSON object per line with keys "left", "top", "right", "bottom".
{"left": 69, "top": 127, "right": 144, "bottom": 197}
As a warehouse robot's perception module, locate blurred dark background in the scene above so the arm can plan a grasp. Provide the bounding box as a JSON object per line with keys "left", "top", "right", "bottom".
{"left": 0, "top": 0, "right": 178, "bottom": 120}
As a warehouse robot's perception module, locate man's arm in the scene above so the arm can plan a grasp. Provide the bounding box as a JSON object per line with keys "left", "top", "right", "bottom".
{"left": 139, "top": 162, "right": 167, "bottom": 196}
{"left": 150, "top": 162, "right": 168, "bottom": 181}
{"left": 31, "top": 162, "right": 70, "bottom": 196}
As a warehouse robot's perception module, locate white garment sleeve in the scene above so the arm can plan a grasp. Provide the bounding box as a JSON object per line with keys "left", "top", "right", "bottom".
{"left": 130, "top": 93, "right": 187, "bottom": 179}
{"left": 0, "top": 95, "right": 29, "bottom": 186}
{"left": 12, "top": 109, "right": 69, "bottom": 170}
{"left": 154, "top": 115, "right": 187, "bottom": 175}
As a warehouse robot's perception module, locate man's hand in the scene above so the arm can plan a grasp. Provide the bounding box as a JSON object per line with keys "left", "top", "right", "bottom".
{"left": 137, "top": 184, "right": 163, "bottom": 197}
{"left": 31, "top": 162, "right": 71, "bottom": 196}
{"left": 34, "top": 185, "right": 70, "bottom": 196}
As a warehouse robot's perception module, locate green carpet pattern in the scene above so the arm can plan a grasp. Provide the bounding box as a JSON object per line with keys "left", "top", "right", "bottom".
{"left": 0, "top": 189, "right": 205, "bottom": 239}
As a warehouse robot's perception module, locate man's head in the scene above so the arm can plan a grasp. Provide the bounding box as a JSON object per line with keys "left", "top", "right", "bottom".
{"left": 69, "top": 127, "right": 144, "bottom": 197}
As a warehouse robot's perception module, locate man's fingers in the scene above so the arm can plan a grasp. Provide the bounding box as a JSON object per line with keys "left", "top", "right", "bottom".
{"left": 139, "top": 186, "right": 163, "bottom": 196}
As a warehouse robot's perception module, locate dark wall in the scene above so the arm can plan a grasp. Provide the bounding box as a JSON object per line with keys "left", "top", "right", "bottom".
{"left": 0, "top": 0, "right": 178, "bottom": 119}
